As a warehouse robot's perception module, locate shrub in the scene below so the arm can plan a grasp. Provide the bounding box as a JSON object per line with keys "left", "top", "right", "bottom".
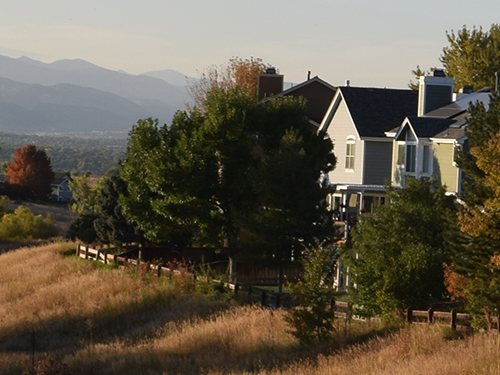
{"left": 286, "top": 242, "right": 336, "bottom": 343}
{"left": 0, "top": 206, "right": 58, "bottom": 240}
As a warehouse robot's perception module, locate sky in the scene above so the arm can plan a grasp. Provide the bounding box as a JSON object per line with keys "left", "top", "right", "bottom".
{"left": 0, "top": 0, "right": 498, "bottom": 89}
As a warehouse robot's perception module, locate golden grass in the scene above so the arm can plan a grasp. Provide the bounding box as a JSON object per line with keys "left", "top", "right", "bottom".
{"left": 2, "top": 242, "right": 500, "bottom": 375}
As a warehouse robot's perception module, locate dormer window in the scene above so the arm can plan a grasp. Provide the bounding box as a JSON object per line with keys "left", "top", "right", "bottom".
{"left": 345, "top": 137, "right": 355, "bottom": 170}
{"left": 396, "top": 129, "right": 433, "bottom": 177}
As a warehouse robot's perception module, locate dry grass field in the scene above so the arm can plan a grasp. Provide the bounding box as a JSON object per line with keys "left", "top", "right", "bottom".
{"left": 1, "top": 242, "right": 500, "bottom": 374}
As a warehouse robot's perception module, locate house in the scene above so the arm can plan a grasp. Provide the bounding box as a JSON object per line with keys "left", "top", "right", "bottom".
{"left": 318, "top": 84, "right": 418, "bottom": 224}
{"left": 51, "top": 172, "right": 73, "bottom": 202}
{"left": 387, "top": 71, "right": 491, "bottom": 195}
{"left": 276, "top": 75, "right": 337, "bottom": 129}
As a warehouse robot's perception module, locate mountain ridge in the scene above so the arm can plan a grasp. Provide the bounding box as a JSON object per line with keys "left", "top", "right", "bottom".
{"left": 0, "top": 55, "right": 192, "bottom": 137}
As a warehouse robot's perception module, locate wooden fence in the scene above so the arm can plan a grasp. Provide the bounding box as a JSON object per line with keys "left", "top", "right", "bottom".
{"left": 77, "top": 244, "right": 491, "bottom": 332}
{"left": 76, "top": 244, "right": 195, "bottom": 278}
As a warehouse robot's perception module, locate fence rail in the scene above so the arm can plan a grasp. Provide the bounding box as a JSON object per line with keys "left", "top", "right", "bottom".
{"left": 77, "top": 244, "right": 493, "bottom": 332}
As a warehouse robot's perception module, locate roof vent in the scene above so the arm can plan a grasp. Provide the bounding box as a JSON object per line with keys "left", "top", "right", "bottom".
{"left": 345, "top": 79, "right": 350, "bottom": 87}
{"left": 459, "top": 86, "right": 474, "bottom": 94}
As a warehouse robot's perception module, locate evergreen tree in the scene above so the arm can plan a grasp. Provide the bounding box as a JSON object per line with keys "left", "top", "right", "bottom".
{"left": 287, "top": 243, "right": 336, "bottom": 343}
{"left": 441, "top": 24, "right": 500, "bottom": 90}
{"left": 453, "top": 92, "right": 500, "bottom": 321}
{"left": 93, "top": 169, "right": 142, "bottom": 246}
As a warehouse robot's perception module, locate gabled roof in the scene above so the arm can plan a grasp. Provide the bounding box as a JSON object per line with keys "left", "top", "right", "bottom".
{"left": 278, "top": 76, "right": 337, "bottom": 96}
{"left": 52, "top": 172, "right": 72, "bottom": 186}
{"left": 398, "top": 116, "right": 458, "bottom": 139}
{"left": 320, "top": 86, "right": 419, "bottom": 138}
{"left": 276, "top": 76, "right": 337, "bottom": 125}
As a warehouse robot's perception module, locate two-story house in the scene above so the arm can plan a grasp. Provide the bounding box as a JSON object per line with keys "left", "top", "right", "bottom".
{"left": 318, "top": 85, "right": 418, "bottom": 225}
{"left": 388, "top": 71, "right": 491, "bottom": 195}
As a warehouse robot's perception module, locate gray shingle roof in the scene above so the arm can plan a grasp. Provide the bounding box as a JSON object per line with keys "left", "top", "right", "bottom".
{"left": 340, "top": 87, "right": 419, "bottom": 137}
{"left": 405, "top": 116, "right": 458, "bottom": 138}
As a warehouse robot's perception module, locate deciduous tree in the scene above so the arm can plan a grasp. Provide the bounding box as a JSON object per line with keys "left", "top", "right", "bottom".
{"left": 121, "top": 89, "right": 336, "bottom": 282}
{"left": 342, "top": 178, "right": 459, "bottom": 317}
{"left": 187, "top": 57, "right": 269, "bottom": 110}
{"left": 6, "top": 144, "right": 54, "bottom": 200}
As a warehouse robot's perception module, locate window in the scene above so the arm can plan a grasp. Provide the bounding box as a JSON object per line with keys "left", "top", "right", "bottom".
{"left": 405, "top": 144, "right": 416, "bottom": 173}
{"left": 422, "top": 145, "right": 431, "bottom": 174}
{"left": 397, "top": 144, "right": 405, "bottom": 165}
{"left": 345, "top": 138, "right": 355, "bottom": 170}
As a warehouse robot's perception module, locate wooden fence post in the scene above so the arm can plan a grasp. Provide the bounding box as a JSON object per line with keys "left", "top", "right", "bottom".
{"left": 136, "top": 258, "right": 141, "bottom": 271}
{"left": 275, "top": 293, "right": 281, "bottom": 309}
{"left": 85, "top": 245, "right": 89, "bottom": 260}
{"left": 103, "top": 251, "right": 108, "bottom": 265}
{"left": 76, "top": 243, "right": 80, "bottom": 256}
{"left": 234, "top": 283, "right": 239, "bottom": 296}
{"left": 261, "top": 290, "right": 267, "bottom": 307}
{"left": 157, "top": 264, "right": 162, "bottom": 278}
{"left": 428, "top": 308, "right": 434, "bottom": 324}
{"left": 406, "top": 308, "right": 413, "bottom": 324}
{"left": 451, "top": 309, "right": 457, "bottom": 331}
{"left": 96, "top": 250, "right": 101, "bottom": 262}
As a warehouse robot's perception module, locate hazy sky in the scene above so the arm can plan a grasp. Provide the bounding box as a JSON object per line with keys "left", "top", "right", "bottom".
{"left": 0, "top": 0, "right": 498, "bottom": 88}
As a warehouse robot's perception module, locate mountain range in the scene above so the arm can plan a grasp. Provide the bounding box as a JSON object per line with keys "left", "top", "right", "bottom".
{"left": 0, "top": 55, "right": 192, "bottom": 137}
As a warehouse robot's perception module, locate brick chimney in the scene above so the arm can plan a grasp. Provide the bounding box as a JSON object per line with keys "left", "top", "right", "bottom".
{"left": 258, "top": 67, "right": 284, "bottom": 99}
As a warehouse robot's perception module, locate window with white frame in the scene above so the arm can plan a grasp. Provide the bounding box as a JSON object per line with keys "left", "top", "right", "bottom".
{"left": 345, "top": 137, "right": 355, "bottom": 170}
{"left": 396, "top": 131, "right": 419, "bottom": 175}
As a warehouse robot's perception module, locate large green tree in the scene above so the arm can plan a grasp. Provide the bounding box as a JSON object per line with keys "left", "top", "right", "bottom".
{"left": 441, "top": 24, "right": 500, "bottom": 90}
{"left": 121, "top": 89, "right": 336, "bottom": 281}
{"left": 342, "top": 178, "right": 459, "bottom": 317}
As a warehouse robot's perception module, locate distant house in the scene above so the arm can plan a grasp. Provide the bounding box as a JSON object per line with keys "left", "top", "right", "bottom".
{"left": 51, "top": 172, "right": 73, "bottom": 202}
{"left": 277, "top": 75, "right": 337, "bottom": 129}
{"left": 258, "top": 70, "right": 337, "bottom": 130}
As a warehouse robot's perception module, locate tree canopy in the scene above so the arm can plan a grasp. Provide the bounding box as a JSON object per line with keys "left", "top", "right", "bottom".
{"left": 6, "top": 144, "right": 54, "bottom": 201}
{"left": 187, "top": 57, "right": 270, "bottom": 110}
{"left": 342, "top": 178, "right": 459, "bottom": 317}
{"left": 410, "top": 24, "right": 500, "bottom": 91}
{"left": 441, "top": 24, "right": 500, "bottom": 90}
{"left": 121, "top": 88, "right": 337, "bottom": 280}
{"left": 453, "top": 92, "right": 500, "bottom": 320}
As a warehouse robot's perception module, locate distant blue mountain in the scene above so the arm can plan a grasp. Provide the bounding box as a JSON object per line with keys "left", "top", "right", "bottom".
{"left": 0, "top": 55, "right": 192, "bottom": 136}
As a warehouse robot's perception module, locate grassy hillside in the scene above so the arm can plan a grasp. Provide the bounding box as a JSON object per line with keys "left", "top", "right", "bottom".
{"left": 1, "top": 242, "right": 500, "bottom": 374}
